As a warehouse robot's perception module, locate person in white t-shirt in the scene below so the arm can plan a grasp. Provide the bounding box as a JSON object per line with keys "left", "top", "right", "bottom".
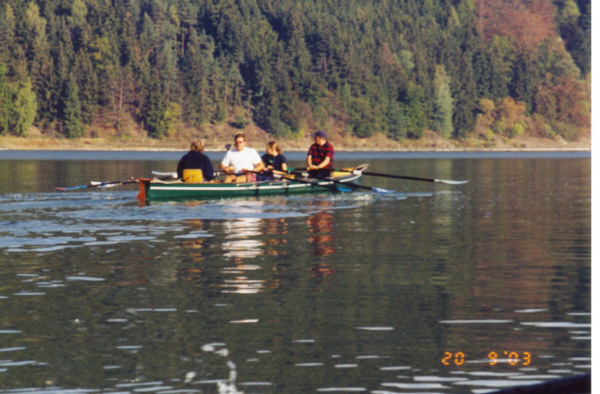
{"left": 220, "top": 133, "right": 265, "bottom": 183}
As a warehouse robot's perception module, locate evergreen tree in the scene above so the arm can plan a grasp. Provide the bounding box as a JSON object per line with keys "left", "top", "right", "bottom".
{"left": 432, "top": 65, "right": 453, "bottom": 138}
{"left": 0, "top": 63, "right": 9, "bottom": 134}
{"left": 510, "top": 51, "right": 538, "bottom": 112}
{"left": 0, "top": 4, "right": 16, "bottom": 61}
{"left": 181, "top": 30, "right": 214, "bottom": 126}
{"left": 0, "top": 70, "right": 37, "bottom": 137}
{"left": 63, "top": 75, "right": 84, "bottom": 138}
{"left": 142, "top": 72, "right": 167, "bottom": 138}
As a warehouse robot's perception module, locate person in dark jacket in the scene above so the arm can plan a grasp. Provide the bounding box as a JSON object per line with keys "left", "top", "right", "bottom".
{"left": 257, "top": 141, "right": 288, "bottom": 181}
{"left": 262, "top": 141, "right": 288, "bottom": 173}
{"left": 177, "top": 140, "right": 214, "bottom": 182}
{"left": 306, "top": 130, "right": 334, "bottom": 179}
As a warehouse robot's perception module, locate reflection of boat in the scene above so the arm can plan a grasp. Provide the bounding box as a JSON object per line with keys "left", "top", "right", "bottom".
{"left": 222, "top": 216, "right": 264, "bottom": 260}
{"left": 307, "top": 200, "right": 336, "bottom": 258}
{"left": 137, "top": 166, "right": 366, "bottom": 202}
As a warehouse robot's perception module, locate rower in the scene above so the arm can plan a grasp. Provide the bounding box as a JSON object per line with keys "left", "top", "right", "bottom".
{"left": 306, "top": 130, "right": 334, "bottom": 179}
{"left": 220, "top": 133, "right": 264, "bottom": 183}
{"left": 177, "top": 140, "right": 214, "bottom": 183}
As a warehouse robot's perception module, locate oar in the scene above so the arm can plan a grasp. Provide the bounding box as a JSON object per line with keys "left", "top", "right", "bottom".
{"left": 334, "top": 169, "right": 468, "bottom": 185}
{"left": 277, "top": 170, "right": 392, "bottom": 194}
{"left": 252, "top": 170, "right": 349, "bottom": 192}
{"left": 56, "top": 175, "right": 176, "bottom": 192}
{"left": 151, "top": 170, "right": 226, "bottom": 179}
{"left": 286, "top": 175, "right": 352, "bottom": 193}
{"left": 325, "top": 177, "right": 394, "bottom": 194}
{"left": 56, "top": 179, "right": 138, "bottom": 191}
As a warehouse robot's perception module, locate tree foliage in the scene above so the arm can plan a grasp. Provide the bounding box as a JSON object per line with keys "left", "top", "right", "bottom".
{"left": 0, "top": 0, "right": 590, "bottom": 140}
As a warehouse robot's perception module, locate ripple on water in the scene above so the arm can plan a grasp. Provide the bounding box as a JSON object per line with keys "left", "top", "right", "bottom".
{"left": 66, "top": 276, "right": 106, "bottom": 282}
{"left": 381, "top": 382, "right": 449, "bottom": 390}
{"left": 0, "top": 192, "right": 372, "bottom": 253}
{"left": 0, "top": 330, "right": 21, "bottom": 335}
{"left": 520, "top": 322, "right": 591, "bottom": 329}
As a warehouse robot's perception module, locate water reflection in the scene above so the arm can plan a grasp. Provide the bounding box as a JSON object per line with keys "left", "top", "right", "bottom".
{"left": 178, "top": 218, "right": 207, "bottom": 263}
{"left": 307, "top": 201, "right": 336, "bottom": 258}
{"left": 305, "top": 201, "right": 337, "bottom": 282}
{"left": 217, "top": 202, "right": 267, "bottom": 295}
{"left": 222, "top": 217, "right": 265, "bottom": 260}
{"left": 263, "top": 217, "right": 289, "bottom": 257}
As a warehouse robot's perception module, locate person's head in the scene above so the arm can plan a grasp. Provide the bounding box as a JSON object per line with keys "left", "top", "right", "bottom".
{"left": 233, "top": 133, "right": 246, "bottom": 150}
{"left": 266, "top": 141, "right": 282, "bottom": 155}
{"left": 190, "top": 139, "right": 204, "bottom": 152}
{"left": 312, "top": 130, "right": 327, "bottom": 146}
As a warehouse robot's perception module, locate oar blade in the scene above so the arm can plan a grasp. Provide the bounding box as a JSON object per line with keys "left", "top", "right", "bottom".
{"left": 55, "top": 184, "right": 87, "bottom": 191}
{"left": 90, "top": 181, "right": 121, "bottom": 188}
{"left": 372, "top": 187, "right": 395, "bottom": 194}
{"left": 336, "top": 181, "right": 394, "bottom": 194}
{"left": 334, "top": 185, "right": 353, "bottom": 193}
{"left": 434, "top": 179, "right": 469, "bottom": 185}
{"left": 151, "top": 171, "right": 178, "bottom": 178}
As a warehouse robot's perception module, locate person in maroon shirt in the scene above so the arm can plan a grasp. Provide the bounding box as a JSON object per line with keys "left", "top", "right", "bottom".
{"left": 306, "top": 130, "right": 334, "bottom": 179}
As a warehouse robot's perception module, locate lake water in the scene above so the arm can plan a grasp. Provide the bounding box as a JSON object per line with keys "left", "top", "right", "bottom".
{"left": 0, "top": 151, "right": 591, "bottom": 393}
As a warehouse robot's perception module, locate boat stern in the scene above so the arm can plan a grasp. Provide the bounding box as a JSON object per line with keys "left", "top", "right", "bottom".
{"left": 137, "top": 178, "right": 151, "bottom": 202}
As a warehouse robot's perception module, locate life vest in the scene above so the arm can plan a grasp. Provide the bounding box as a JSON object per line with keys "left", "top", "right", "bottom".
{"left": 183, "top": 169, "right": 203, "bottom": 183}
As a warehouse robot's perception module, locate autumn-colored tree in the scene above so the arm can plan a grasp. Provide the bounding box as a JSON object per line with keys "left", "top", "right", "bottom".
{"left": 476, "top": 0, "right": 555, "bottom": 50}
{"left": 493, "top": 97, "right": 527, "bottom": 137}
{"left": 474, "top": 98, "right": 496, "bottom": 140}
{"left": 535, "top": 75, "right": 589, "bottom": 128}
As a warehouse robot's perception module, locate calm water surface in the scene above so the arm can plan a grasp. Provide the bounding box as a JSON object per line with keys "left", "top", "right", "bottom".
{"left": 0, "top": 151, "right": 591, "bottom": 393}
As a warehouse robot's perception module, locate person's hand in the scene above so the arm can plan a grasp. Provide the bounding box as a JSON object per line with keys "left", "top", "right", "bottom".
{"left": 225, "top": 166, "right": 235, "bottom": 174}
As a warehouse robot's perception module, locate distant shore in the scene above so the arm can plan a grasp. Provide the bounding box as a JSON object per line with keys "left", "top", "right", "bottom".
{"left": 0, "top": 129, "right": 590, "bottom": 153}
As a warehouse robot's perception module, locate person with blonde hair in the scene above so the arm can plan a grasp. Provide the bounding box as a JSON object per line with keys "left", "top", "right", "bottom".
{"left": 257, "top": 141, "right": 288, "bottom": 181}
{"left": 262, "top": 141, "right": 288, "bottom": 173}
{"left": 176, "top": 139, "right": 214, "bottom": 182}
{"left": 220, "top": 133, "right": 264, "bottom": 183}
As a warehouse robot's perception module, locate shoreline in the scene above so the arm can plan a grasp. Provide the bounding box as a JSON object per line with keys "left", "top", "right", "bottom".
{"left": 0, "top": 147, "right": 591, "bottom": 152}
{"left": 0, "top": 133, "right": 590, "bottom": 153}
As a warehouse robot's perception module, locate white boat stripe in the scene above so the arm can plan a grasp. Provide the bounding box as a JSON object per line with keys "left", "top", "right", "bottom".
{"left": 148, "top": 174, "right": 360, "bottom": 191}
{"left": 149, "top": 185, "right": 306, "bottom": 191}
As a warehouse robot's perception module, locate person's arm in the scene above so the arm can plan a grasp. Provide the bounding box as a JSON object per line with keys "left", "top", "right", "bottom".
{"left": 312, "top": 156, "right": 330, "bottom": 170}
{"left": 279, "top": 155, "right": 288, "bottom": 172}
{"left": 220, "top": 152, "right": 234, "bottom": 173}
{"left": 261, "top": 154, "right": 272, "bottom": 171}
{"left": 307, "top": 154, "right": 313, "bottom": 169}
{"left": 308, "top": 155, "right": 329, "bottom": 170}
{"left": 204, "top": 158, "right": 214, "bottom": 181}
{"left": 248, "top": 149, "right": 264, "bottom": 173}
{"left": 253, "top": 160, "right": 265, "bottom": 172}
{"left": 177, "top": 158, "right": 184, "bottom": 179}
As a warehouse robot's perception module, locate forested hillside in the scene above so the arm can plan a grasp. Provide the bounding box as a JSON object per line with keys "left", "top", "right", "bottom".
{"left": 0, "top": 0, "right": 591, "bottom": 143}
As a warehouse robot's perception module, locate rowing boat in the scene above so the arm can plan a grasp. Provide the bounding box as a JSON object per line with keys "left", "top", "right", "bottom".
{"left": 137, "top": 166, "right": 366, "bottom": 202}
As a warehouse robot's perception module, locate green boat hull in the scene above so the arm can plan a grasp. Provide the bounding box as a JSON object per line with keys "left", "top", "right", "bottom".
{"left": 138, "top": 173, "right": 362, "bottom": 202}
